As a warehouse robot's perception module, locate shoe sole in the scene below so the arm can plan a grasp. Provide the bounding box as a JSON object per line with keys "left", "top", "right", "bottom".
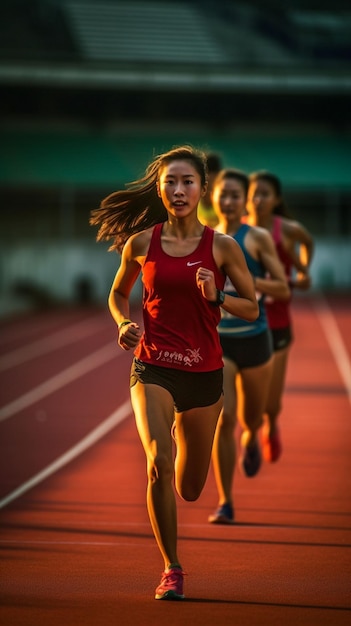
{"left": 208, "top": 515, "right": 235, "bottom": 525}
{"left": 155, "top": 591, "right": 185, "bottom": 600}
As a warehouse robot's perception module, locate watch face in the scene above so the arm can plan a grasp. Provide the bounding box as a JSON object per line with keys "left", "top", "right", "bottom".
{"left": 216, "top": 290, "right": 225, "bottom": 305}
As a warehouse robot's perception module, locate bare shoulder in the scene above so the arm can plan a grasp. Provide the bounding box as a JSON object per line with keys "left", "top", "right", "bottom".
{"left": 281, "top": 217, "right": 312, "bottom": 242}
{"left": 249, "top": 225, "right": 272, "bottom": 245}
{"left": 213, "top": 230, "right": 239, "bottom": 251}
{"left": 126, "top": 227, "right": 154, "bottom": 259}
{"left": 241, "top": 225, "right": 274, "bottom": 260}
{"left": 282, "top": 217, "right": 303, "bottom": 235}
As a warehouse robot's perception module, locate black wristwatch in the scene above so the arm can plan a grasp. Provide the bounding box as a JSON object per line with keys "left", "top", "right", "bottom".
{"left": 211, "top": 289, "right": 225, "bottom": 306}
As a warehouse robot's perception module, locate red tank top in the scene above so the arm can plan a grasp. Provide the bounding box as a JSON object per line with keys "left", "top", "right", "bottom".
{"left": 265, "top": 216, "right": 293, "bottom": 329}
{"left": 134, "top": 223, "right": 225, "bottom": 371}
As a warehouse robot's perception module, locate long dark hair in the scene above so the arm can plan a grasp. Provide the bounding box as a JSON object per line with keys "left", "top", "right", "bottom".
{"left": 249, "top": 170, "right": 291, "bottom": 217}
{"left": 90, "top": 145, "right": 208, "bottom": 253}
{"left": 213, "top": 167, "right": 249, "bottom": 196}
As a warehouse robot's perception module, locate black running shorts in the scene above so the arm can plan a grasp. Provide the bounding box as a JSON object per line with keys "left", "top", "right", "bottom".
{"left": 220, "top": 329, "right": 273, "bottom": 370}
{"left": 130, "top": 358, "right": 223, "bottom": 413}
{"left": 270, "top": 326, "right": 293, "bottom": 352}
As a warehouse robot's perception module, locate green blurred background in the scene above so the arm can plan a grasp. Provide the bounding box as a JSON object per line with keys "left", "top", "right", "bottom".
{"left": 1, "top": 0, "right": 350, "bottom": 315}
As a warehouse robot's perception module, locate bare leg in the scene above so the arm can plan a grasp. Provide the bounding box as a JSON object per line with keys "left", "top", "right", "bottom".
{"left": 237, "top": 357, "right": 273, "bottom": 446}
{"left": 174, "top": 396, "right": 223, "bottom": 502}
{"left": 235, "top": 357, "right": 273, "bottom": 477}
{"left": 131, "top": 378, "right": 222, "bottom": 570}
{"left": 131, "top": 381, "right": 179, "bottom": 569}
{"left": 265, "top": 347, "right": 290, "bottom": 434}
{"left": 211, "top": 357, "right": 238, "bottom": 506}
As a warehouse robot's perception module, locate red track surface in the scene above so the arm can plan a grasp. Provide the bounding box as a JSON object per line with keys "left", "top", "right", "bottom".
{"left": 1, "top": 294, "right": 350, "bottom": 625}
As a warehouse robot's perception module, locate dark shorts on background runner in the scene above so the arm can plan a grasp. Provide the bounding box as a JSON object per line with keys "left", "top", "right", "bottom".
{"left": 220, "top": 329, "right": 273, "bottom": 370}
{"left": 270, "top": 326, "right": 293, "bottom": 351}
{"left": 130, "top": 358, "right": 223, "bottom": 413}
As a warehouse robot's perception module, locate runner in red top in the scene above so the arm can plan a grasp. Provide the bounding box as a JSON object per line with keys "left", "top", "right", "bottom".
{"left": 91, "top": 146, "right": 258, "bottom": 600}
{"left": 264, "top": 216, "right": 294, "bottom": 329}
{"left": 246, "top": 170, "right": 314, "bottom": 463}
{"left": 135, "top": 223, "right": 224, "bottom": 371}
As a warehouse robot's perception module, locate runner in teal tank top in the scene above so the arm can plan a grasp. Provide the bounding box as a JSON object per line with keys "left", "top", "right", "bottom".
{"left": 219, "top": 222, "right": 268, "bottom": 337}
{"left": 208, "top": 168, "right": 290, "bottom": 525}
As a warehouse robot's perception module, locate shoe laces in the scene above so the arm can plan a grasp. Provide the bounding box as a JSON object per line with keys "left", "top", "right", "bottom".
{"left": 160, "top": 567, "right": 185, "bottom": 586}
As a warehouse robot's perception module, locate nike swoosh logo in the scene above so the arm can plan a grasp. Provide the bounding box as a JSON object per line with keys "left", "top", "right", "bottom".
{"left": 187, "top": 261, "right": 202, "bottom": 267}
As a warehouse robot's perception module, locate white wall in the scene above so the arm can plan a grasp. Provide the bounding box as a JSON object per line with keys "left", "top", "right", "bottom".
{"left": 0, "top": 237, "right": 349, "bottom": 317}
{"left": 311, "top": 238, "right": 351, "bottom": 290}
{"left": 0, "top": 240, "right": 140, "bottom": 316}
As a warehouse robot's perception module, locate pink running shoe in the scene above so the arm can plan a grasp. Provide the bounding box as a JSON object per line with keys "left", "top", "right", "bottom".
{"left": 155, "top": 567, "right": 185, "bottom": 600}
{"left": 262, "top": 428, "right": 282, "bottom": 463}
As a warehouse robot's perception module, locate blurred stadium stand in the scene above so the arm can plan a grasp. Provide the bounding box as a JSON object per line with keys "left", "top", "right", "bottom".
{"left": 0, "top": 0, "right": 350, "bottom": 312}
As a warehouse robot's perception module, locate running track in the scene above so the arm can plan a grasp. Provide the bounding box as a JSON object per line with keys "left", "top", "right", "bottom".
{"left": 0, "top": 294, "right": 350, "bottom": 626}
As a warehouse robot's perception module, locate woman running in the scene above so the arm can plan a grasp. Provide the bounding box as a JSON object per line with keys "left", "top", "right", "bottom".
{"left": 90, "top": 146, "right": 258, "bottom": 599}
{"left": 208, "top": 168, "right": 289, "bottom": 524}
{"left": 246, "top": 170, "right": 314, "bottom": 462}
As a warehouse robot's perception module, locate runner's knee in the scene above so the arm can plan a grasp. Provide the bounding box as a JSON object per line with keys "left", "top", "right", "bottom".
{"left": 176, "top": 476, "right": 204, "bottom": 502}
{"left": 148, "top": 452, "right": 173, "bottom": 484}
{"left": 219, "top": 408, "right": 236, "bottom": 431}
{"left": 177, "top": 485, "right": 201, "bottom": 502}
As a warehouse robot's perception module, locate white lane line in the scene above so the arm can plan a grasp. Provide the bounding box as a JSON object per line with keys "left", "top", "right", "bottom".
{"left": 0, "top": 343, "right": 121, "bottom": 422}
{"left": 313, "top": 293, "right": 351, "bottom": 405}
{"left": 0, "top": 314, "right": 110, "bottom": 372}
{"left": 0, "top": 399, "right": 132, "bottom": 509}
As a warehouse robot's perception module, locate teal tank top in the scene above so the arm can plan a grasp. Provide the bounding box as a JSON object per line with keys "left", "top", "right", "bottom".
{"left": 218, "top": 223, "right": 268, "bottom": 337}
